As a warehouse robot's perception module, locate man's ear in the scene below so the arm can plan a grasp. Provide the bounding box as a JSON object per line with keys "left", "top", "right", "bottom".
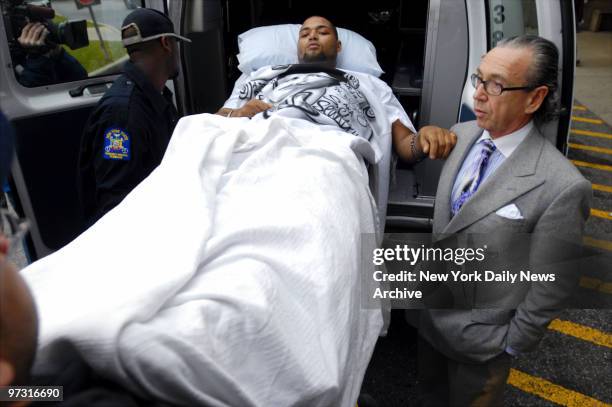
{"left": 336, "top": 40, "right": 342, "bottom": 54}
{"left": 0, "top": 359, "right": 15, "bottom": 386}
{"left": 525, "top": 85, "right": 549, "bottom": 114}
{"left": 160, "top": 36, "right": 173, "bottom": 53}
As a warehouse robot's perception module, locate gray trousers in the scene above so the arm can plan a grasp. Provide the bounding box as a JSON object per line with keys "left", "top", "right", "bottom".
{"left": 417, "top": 336, "right": 511, "bottom": 407}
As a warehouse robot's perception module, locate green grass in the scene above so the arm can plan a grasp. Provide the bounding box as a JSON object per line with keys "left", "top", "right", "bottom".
{"left": 64, "top": 40, "right": 126, "bottom": 73}
{"left": 52, "top": 15, "right": 67, "bottom": 24}
{"left": 54, "top": 12, "right": 125, "bottom": 73}
{"left": 54, "top": 13, "right": 100, "bottom": 28}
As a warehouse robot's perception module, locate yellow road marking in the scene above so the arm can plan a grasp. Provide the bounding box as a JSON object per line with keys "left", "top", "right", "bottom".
{"left": 507, "top": 369, "right": 612, "bottom": 407}
{"left": 548, "top": 319, "right": 612, "bottom": 348}
{"left": 593, "top": 183, "right": 612, "bottom": 193}
{"left": 580, "top": 276, "right": 600, "bottom": 289}
{"left": 579, "top": 277, "right": 612, "bottom": 294}
{"left": 572, "top": 160, "right": 612, "bottom": 172}
{"left": 571, "top": 129, "right": 612, "bottom": 140}
{"left": 583, "top": 236, "right": 612, "bottom": 252}
{"left": 568, "top": 143, "right": 612, "bottom": 155}
{"left": 580, "top": 276, "right": 599, "bottom": 288}
{"left": 571, "top": 117, "right": 604, "bottom": 124}
{"left": 573, "top": 105, "right": 588, "bottom": 111}
{"left": 591, "top": 209, "right": 612, "bottom": 220}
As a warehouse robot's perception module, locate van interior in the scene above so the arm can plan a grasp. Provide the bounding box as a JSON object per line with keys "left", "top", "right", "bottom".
{"left": 183, "top": 0, "right": 429, "bottom": 128}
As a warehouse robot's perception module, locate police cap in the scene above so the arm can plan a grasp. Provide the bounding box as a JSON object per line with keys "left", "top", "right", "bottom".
{"left": 121, "top": 8, "right": 191, "bottom": 47}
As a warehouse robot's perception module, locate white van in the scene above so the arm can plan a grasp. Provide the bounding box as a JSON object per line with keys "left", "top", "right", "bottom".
{"left": 0, "top": 0, "right": 577, "bottom": 261}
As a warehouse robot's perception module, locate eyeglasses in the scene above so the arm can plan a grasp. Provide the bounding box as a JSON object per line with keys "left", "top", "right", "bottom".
{"left": 470, "top": 73, "right": 535, "bottom": 96}
{"left": 0, "top": 209, "right": 30, "bottom": 254}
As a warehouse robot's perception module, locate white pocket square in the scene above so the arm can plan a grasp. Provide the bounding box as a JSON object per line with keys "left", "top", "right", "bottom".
{"left": 495, "top": 203, "right": 524, "bottom": 220}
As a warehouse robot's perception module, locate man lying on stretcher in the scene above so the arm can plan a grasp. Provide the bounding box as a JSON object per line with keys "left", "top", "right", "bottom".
{"left": 217, "top": 16, "right": 457, "bottom": 165}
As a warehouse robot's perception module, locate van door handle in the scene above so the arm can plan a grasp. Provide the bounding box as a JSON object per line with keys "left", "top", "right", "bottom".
{"left": 69, "top": 82, "right": 113, "bottom": 97}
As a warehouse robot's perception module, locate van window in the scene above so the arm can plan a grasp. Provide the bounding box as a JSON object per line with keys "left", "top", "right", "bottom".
{"left": 1, "top": 0, "right": 143, "bottom": 88}
{"left": 488, "top": 0, "right": 538, "bottom": 48}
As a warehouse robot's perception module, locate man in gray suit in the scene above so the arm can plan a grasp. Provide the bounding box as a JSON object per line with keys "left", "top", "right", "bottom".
{"left": 414, "top": 35, "right": 591, "bottom": 406}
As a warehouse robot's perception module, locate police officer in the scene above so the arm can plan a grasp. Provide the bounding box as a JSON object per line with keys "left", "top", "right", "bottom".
{"left": 78, "top": 8, "right": 190, "bottom": 227}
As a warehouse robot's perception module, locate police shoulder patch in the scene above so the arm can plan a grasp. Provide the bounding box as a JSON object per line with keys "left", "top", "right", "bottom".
{"left": 102, "top": 127, "right": 131, "bottom": 161}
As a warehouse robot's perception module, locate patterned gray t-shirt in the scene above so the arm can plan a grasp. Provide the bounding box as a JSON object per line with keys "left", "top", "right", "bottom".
{"left": 224, "top": 64, "right": 416, "bottom": 233}
{"left": 229, "top": 64, "right": 376, "bottom": 141}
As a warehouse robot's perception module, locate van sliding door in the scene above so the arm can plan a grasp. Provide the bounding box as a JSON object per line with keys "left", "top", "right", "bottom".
{"left": 169, "top": 0, "right": 227, "bottom": 115}
{"left": 386, "top": 0, "right": 469, "bottom": 230}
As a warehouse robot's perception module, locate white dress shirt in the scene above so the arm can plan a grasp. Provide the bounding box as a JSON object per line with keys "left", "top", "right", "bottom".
{"left": 450, "top": 121, "right": 534, "bottom": 206}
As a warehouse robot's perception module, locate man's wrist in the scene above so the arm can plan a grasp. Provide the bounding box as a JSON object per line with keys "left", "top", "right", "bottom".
{"left": 410, "top": 132, "right": 426, "bottom": 163}
{"left": 218, "top": 107, "right": 236, "bottom": 117}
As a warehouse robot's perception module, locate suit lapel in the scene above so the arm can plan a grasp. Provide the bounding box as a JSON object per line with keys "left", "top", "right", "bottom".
{"left": 433, "top": 123, "right": 483, "bottom": 234}
{"left": 441, "top": 126, "right": 546, "bottom": 235}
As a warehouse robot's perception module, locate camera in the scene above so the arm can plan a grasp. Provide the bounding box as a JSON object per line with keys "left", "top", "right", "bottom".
{"left": 2, "top": 0, "right": 89, "bottom": 52}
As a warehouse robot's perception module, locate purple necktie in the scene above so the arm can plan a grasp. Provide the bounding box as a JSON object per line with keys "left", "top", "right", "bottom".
{"left": 451, "top": 139, "right": 497, "bottom": 216}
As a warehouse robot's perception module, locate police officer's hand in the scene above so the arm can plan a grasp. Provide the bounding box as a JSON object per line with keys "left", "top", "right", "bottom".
{"left": 232, "top": 99, "right": 273, "bottom": 118}
{"left": 18, "top": 22, "right": 50, "bottom": 51}
{"left": 417, "top": 126, "right": 457, "bottom": 160}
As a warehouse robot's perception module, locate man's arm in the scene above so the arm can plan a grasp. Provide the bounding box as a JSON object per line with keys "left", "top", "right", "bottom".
{"left": 16, "top": 22, "right": 56, "bottom": 87}
{"left": 216, "top": 99, "right": 272, "bottom": 119}
{"left": 56, "top": 49, "right": 88, "bottom": 82}
{"left": 392, "top": 120, "right": 457, "bottom": 163}
{"left": 87, "top": 112, "right": 154, "bottom": 223}
{"left": 505, "top": 178, "right": 592, "bottom": 354}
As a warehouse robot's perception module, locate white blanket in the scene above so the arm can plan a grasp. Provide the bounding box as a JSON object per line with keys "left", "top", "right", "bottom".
{"left": 23, "top": 114, "right": 383, "bottom": 407}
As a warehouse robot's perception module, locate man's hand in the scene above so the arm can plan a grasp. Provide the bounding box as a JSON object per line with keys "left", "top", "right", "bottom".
{"left": 18, "top": 22, "right": 50, "bottom": 51}
{"left": 392, "top": 120, "right": 457, "bottom": 163}
{"left": 417, "top": 125, "right": 457, "bottom": 160}
{"left": 217, "top": 99, "right": 273, "bottom": 119}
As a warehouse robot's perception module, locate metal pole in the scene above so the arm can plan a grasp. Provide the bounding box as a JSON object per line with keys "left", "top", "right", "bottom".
{"left": 87, "top": 4, "right": 111, "bottom": 62}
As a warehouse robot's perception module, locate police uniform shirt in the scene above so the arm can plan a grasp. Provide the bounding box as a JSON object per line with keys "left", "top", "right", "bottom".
{"left": 78, "top": 60, "right": 179, "bottom": 226}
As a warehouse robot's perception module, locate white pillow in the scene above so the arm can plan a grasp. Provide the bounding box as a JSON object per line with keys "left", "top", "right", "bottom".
{"left": 237, "top": 24, "right": 384, "bottom": 77}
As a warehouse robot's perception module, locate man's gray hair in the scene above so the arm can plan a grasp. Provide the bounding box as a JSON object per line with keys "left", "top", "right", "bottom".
{"left": 497, "top": 35, "right": 559, "bottom": 124}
